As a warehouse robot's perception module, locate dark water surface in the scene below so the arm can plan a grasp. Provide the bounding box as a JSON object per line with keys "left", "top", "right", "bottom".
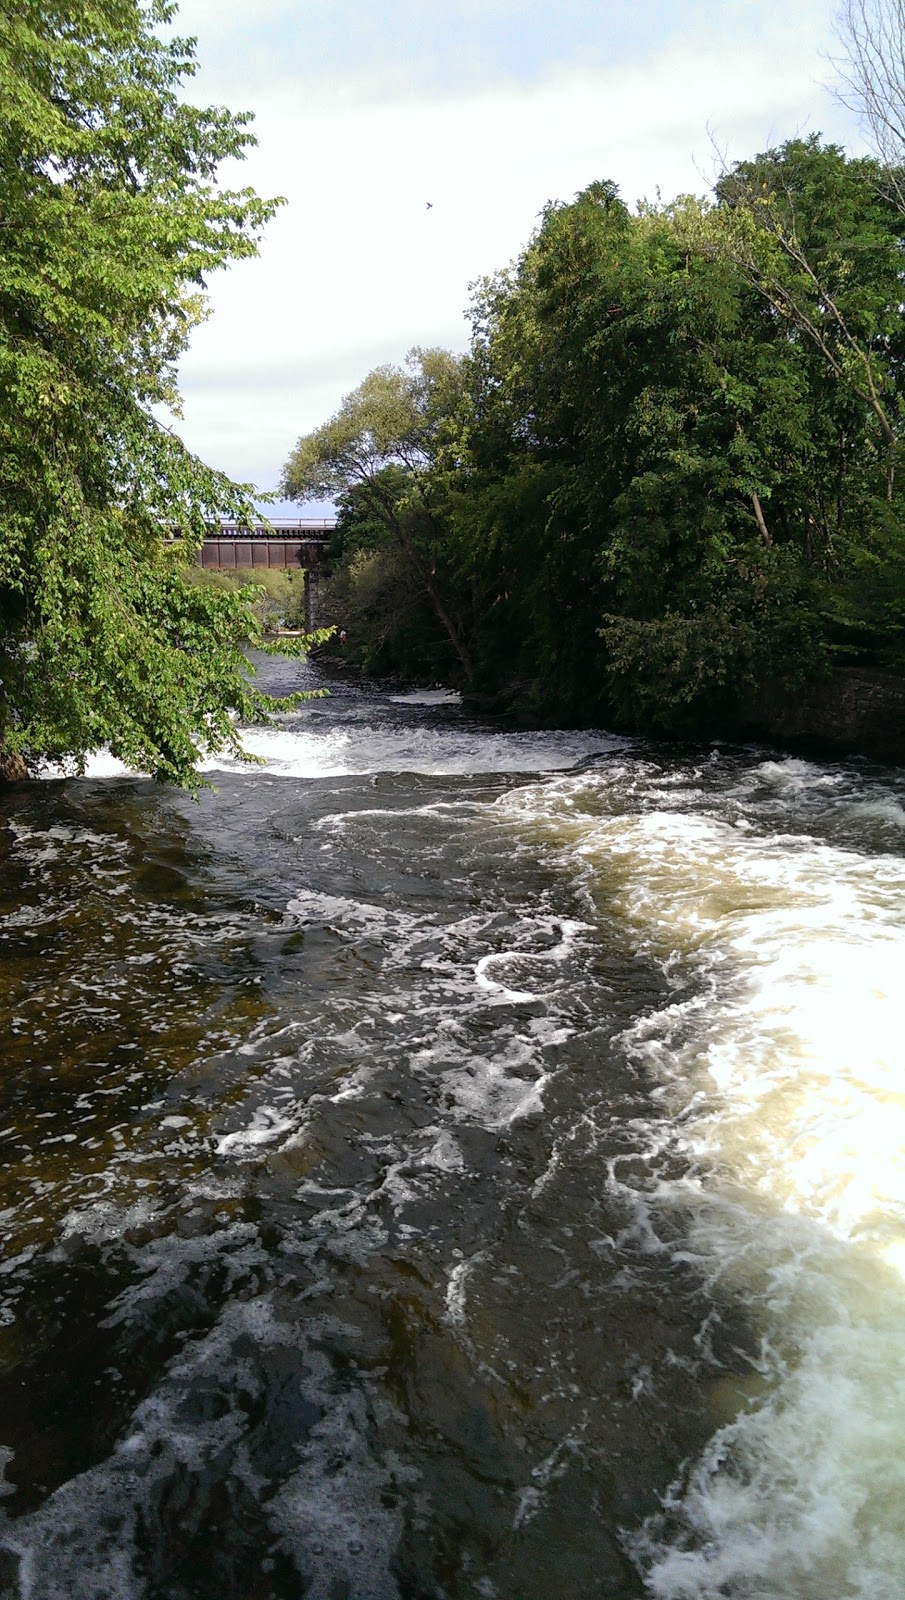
{"left": 2, "top": 663, "right": 904, "bottom": 1599}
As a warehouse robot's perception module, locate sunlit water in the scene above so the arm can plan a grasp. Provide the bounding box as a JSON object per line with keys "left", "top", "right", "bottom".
{"left": 1, "top": 660, "right": 904, "bottom": 1599}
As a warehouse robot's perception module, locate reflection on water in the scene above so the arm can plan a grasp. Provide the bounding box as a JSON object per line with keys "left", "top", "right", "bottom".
{"left": 1, "top": 664, "right": 904, "bottom": 1598}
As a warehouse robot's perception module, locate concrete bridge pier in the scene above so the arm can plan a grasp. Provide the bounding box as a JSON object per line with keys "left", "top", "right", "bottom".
{"left": 303, "top": 568, "right": 324, "bottom": 633}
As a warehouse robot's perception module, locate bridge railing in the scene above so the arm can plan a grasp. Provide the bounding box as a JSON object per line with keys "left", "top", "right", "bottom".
{"left": 215, "top": 520, "right": 336, "bottom": 539}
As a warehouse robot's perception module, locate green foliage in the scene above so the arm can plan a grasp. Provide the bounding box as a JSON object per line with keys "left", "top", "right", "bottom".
{"left": 0, "top": 0, "right": 323, "bottom": 787}
{"left": 282, "top": 352, "right": 474, "bottom": 678}
{"left": 6, "top": 556, "right": 329, "bottom": 783}
{"left": 306, "top": 476, "right": 460, "bottom": 680}
{"left": 185, "top": 564, "right": 309, "bottom": 633}
{"left": 714, "top": 138, "right": 905, "bottom": 500}
{"left": 285, "top": 143, "right": 905, "bottom": 732}
{"left": 600, "top": 554, "right": 829, "bottom": 732}
{"left": 454, "top": 149, "right": 905, "bottom": 725}
{"left": 282, "top": 349, "right": 464, "bottom": 504}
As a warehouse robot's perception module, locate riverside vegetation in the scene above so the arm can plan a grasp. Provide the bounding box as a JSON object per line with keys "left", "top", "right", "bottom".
{"left": 0, "top": 0, "right": 325, "bottom": 790}
{"left": 2, "top": 0, "right": 904, "bottom": 784}
{"left": 284, "top": 139, "right": 905, "bottom": 739}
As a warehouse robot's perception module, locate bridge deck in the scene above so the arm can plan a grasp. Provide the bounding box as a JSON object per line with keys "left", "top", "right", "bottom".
{"left": 199, "top": 521, "right": 336, "bottom": 571}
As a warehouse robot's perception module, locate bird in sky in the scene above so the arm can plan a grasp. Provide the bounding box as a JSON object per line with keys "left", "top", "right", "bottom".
{"left": 426, "top": 201, "right": 433, "bottom": 210}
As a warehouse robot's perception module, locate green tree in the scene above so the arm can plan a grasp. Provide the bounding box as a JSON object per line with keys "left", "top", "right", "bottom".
{"left": 446, "top": 182, "right": 796, "bottom": 724}
{"left": 0, "top": 0, "right": 319, "bottom": 786}
{"left": 715, "top": 139, "right": 905, "bottom": 501}
{"left": 281, "top": 349, "right": 475, "bottom": 679}
{"left": 449, "top": 151, "right": 905, "bottom": 725}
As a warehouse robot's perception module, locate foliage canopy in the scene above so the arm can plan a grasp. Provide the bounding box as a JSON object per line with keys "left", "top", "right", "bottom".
{"left": 287, "top": 140, "right": 905, "bottom": 733}
{"left": 0, "top": 0, "right": 321, "bottom": 787}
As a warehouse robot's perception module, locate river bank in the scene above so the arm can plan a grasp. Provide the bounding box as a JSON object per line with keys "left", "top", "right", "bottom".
{"left": 737, "top": 665, "right": 905, "bottom": 766}
{"left": 457, "top": 663, "right": 905, "bottom": 771}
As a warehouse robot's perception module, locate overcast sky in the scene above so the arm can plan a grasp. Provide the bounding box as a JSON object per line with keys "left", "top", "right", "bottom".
{"left": 168, "top": 0, "right": 862, "bottom": 514}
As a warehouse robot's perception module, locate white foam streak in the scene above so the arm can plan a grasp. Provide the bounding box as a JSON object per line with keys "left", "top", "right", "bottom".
{"left": 388, "top": 688, "right": 462, "bottom": 706}
{"left": 215, "top": 1105, "right": 297, "bottom": 1157}
{"left": 201, "top": 718, "right": 623, "bottom": 779}
{"left": 33, "top": 688, "right": 627, "bottom": 784}
{"left": 474, "top": 954, "right": 538, "bottom": 1003}
{"left": 37, "top": 751, "right": 138, "bottom": 780}
{"left": 474, "top": 919, "right": 589, "bottom": 1003}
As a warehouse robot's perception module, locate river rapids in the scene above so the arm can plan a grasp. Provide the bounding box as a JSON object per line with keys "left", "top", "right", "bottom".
{"left": 1, "top": 659, "right": 904, "bottom": 1600}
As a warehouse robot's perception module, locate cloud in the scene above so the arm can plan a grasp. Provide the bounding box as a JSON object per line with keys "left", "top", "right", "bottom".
{"left": 167, "top": 0, "right": 863, "bottom": 497}
{"left": 171, "top": 0, "right": 691, "bottom": 100}
{"left": 173, "top": 0, "right": 847, "bottom": 106}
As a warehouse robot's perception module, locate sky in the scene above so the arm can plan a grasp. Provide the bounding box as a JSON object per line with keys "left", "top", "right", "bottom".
{"left": 167, "top": 0, "right": 864, "bottom": 514}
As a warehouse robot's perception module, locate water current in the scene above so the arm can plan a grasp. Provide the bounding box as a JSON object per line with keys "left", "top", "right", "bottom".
{"left": 1, "top": 658, "right": 904, "bottom": 1600}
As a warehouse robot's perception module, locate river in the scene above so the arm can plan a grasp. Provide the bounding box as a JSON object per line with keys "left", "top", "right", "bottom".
{"left": 1, "top": 657, "right": 904, "bottom": 1600}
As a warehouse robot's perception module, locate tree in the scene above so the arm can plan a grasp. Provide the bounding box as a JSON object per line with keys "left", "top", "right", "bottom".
{"left": 444, "top": 156, "right": 905, "bottom": 725}
{"left": 287, "top": 145, "right": 905, "bottom": 734}
{"left": 0, "top": 0, "right": 319, "bottom": 787}
{"left": 316, "top": 480, "right": 455, "bottom": 679}
{"left": 281, "top": 349, "right": 475, "bottom": 680}
{"left": 714, "top": 139, "right": 905, "bottom": 500}
{"left": 445, "top": 182, "right": 812, "bottom": 726}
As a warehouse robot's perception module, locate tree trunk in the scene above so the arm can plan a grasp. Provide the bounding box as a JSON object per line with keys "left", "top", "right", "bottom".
{"left": 369, "top": 483, "right": 476, "bottom": 682}
{"left": 751, "top": 491, "right": 773, "bottom": 548}
{"left": 397, "top": 525, "right": 476, "bottom": 681}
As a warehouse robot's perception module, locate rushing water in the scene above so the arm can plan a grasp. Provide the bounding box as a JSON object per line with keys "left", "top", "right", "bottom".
{"left": 1, "top": 659, "right": 904, "bottom": 1600}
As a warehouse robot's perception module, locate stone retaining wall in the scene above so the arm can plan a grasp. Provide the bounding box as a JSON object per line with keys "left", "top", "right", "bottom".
{"left": 740, "top": 668, "right": 905, "bottom": 766}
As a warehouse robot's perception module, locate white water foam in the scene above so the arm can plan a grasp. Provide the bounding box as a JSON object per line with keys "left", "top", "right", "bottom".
{"left": 37, "top": 752, "right": 138, "bottom": 780}
{"left": 33, "top": 697, "right": 626, "bottom": 784}
{"left": 215, "top": 1105, "right": 298, "bottom": 1157}
{"left": 495, "top": 766, "right": 905, "bottom": 1599}
{"left": 200, "top": 719, "right": 625, "bottom": 779}
{"left": 388, "top": 688, "right": 462, "bottom": 706}
{"left": 0, "top": 1297, "right": 403, "bottom": 1600}
{"left": 474, "top": 919, "right": 590, "bottom": 1004}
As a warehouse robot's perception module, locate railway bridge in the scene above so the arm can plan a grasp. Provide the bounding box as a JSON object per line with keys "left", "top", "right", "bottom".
{"left": 197, "top": 519, "right": 337, "bottom": 630}
{"left": 198, "top": 519, "right": 336, "bottom": 572}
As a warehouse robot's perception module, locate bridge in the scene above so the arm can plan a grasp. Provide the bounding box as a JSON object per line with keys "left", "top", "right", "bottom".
{"left": 198, "top": 522, "right": 337, "bottom": 628}
{"left": 198, "top": 519, "right": 336, "bottom": 572}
